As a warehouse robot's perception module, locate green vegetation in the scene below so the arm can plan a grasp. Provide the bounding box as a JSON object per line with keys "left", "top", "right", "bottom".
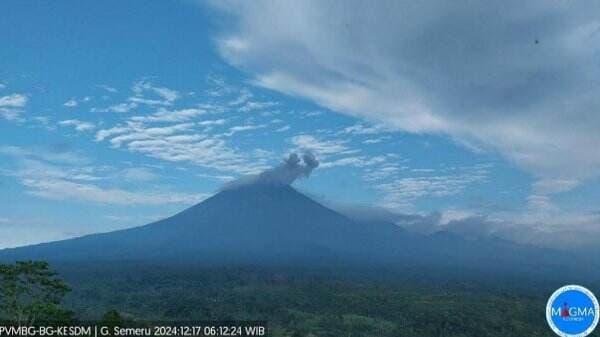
{"left": 0, "top": 261, "right": 73, "bottom": 324}
{"left": 57, "top": 263, "right": 600, "bottom": 337}
{"left": 100, "top": 309, "right": 125, "bottom": 326}
{"left": 2, "top": 261, "right": 598, "bottom": 336}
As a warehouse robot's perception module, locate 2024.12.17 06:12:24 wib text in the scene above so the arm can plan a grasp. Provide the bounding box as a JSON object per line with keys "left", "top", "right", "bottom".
{"left": 0, "top": 325, "right": 268, "bottom": 337}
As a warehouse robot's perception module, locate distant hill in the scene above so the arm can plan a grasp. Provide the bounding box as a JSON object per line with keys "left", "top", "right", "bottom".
{"left": 0, "top": 183, "right": 593, "bottom": 277}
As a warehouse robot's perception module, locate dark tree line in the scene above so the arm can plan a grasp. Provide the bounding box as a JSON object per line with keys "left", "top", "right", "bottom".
{"left": 0, "top": 261, "right": 73, "bottom": 325}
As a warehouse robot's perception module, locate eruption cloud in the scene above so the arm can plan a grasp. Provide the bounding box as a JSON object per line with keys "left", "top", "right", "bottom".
{"left": 259, "top": 152, "right": 319, "bottom": 185}
{"left": 224, "top": 152, "right": 319, "bottom": 189}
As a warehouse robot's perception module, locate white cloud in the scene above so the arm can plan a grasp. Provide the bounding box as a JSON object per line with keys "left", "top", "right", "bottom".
{"left": 228, "top": 88, "right": 252, "bottom": 105}
{"left": 341, "top": 123, "right": 391, "bottom": 136}
{"left": 363, "top": 137, "right": 388, "bottom": 144}
{"left": 96, "top": 84, "right": 118, "bottom": 93}
{"left": 12, "top": 158, "right": 102, "bottom": 182}
{"left": 290, "top": 134, "right": 348, "bottom": 155}
{"left": 130, "top": 108, "right": 207, "bottom": 123}
{"left": 0, "top": 145, "right": 91, "bottom": 166}
{"left": 533, "top": 178, "right": 580, "bottom": 194}
{"left": 0, "top": 93, "right": 27, "bottom": 107}
{"left": 212, "top": 1, "right": 600, "bottom": 195}
{"left": 238, "top": 100, "right": 277, "bottom": 112}
{"left": 288, "top": 133, "right": 391, "bottom": 170}
{"left": 64, "top": 96, "right": 91, "bottom": 108}
{"left": 108, "top": 122, "right": 195, "bottom": 147}
{"left": 275, "top": 125, "right": 290, "bottom": 132}
{"left": 0, "top": 93, "right": 28, "bottom": 120}
{"left": 526, "top": 194, "right": 557, "bottom": 212}
{"left": 59, "top": 119, "right": 95, "bottom": 132}
{"left": 130, "top": 79, "right": 180, "bottom": 106}
{"left": 128, "top": 96, "right": 171, "bottom": 106}
{"left": 95, "top": 102, "right": 138, "bottom": 113}
{"left": 197, "top": 173, "right": 235, "bottom": 182}
{"left": 224, "top": 123, "right": 267, "bottom": 136}
{"left": 320, "top": 155, "right": 386, "bottom": 169}
{"left": 95, "top": 126, "right": 130, "bottom": 141}
{"left": 198, "top": 119, "right": 227, "bottom": 126}
{"left": 0, "top": 109, "right": 21, "bottom": 120}
{"left": 150, "top": 86, "right": 179, "bottom": 102}
{"left": 439, "top": 209, "right": 476, "bottom": 225}
{"left": 119, "top": 167, "right": 158, "bottom": 182}
{"left": 95, "top": 119, "right": 270, "bottom": 174}
{"left": 204, "top": 75, "right": 237, "bottom": 97}
{"left": 372, "top": 166, "right": 489, "bottom": 210}
{"left": 1, "top": 150, "right": 203, "bottom": 206}
{"left": 63, "top": 98, "right": 78, "bottom": 107}
{"left": 22, "top": 177, "right": 204, "bottom": 205}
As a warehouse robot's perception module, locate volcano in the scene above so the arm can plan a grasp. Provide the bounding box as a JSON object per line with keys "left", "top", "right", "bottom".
{"left": 0, "top": 183, "right": 588, "bottom": 275}
{"left": 0, "top": 183, "right": 407, "bottom": 263}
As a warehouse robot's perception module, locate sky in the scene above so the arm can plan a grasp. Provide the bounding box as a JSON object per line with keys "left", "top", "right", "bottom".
{"left": 1, "top": 0, "right": 599, "bottom": 249}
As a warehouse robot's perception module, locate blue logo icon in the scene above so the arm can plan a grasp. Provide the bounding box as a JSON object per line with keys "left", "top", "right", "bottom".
{"left": 546, "top": 285, "right": 599, "bottom": 337}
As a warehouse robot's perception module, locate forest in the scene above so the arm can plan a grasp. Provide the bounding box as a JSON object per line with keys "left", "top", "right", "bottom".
{"left": 3, "top": 261, "right": 598, "bottom": 337}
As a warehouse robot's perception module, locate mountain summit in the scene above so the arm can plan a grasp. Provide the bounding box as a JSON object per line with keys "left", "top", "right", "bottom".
{"left": 0, "top": 182, "right": 589, "bottom": 276}
{"left": 0, "top": 183, "right": 406, "bottom": 264}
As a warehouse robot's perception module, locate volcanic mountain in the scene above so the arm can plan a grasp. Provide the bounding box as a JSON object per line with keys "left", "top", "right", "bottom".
{"left": 0, "top": 182, "right": 590, "bottom": 275}
{"left": 0, "top": 183, "right": 406, "bottom": 263}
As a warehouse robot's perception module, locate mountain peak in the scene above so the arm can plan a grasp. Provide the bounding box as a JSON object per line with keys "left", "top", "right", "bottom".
{"left": 221, "top": 180, "right": 296, "bottom": 193}
{"left": 0, "top": 183, "right": 582, "bottom": 277}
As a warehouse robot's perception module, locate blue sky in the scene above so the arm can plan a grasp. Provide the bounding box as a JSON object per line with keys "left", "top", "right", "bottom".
{"left": 1, "top": 1, "right": 599, "bottom": 249}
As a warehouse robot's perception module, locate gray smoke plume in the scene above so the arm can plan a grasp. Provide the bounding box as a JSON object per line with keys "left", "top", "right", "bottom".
{"left": 224, "top": 152, "right": 320, "bottom": 189}
{"left": 258, "top": 152, "right": 319, "bottom": 185}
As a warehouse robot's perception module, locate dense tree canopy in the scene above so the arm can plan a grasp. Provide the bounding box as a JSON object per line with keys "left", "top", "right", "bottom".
{"left": 0, "top": 261, "right": 73, "bottom": 324}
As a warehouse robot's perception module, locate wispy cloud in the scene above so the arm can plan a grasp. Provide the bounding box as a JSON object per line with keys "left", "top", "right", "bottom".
{"left": 1, "top": 147, "right": 203, "bottom": 206}
{"left": 0, "top": 93, "right": 27, "bottom": 107}
{"left": 96, "top": 84, "right": 118, "bottom": 93}
{"left": 198, "top": 118, "right": 227, "bottom": 126}
{"left": 0, "top": 93, "right": 28, "bottom": 120}
{"left": 130, "top": 79, "right": 180, "bottom": 106}
{"left": 340, "top": 123, "right": 392, "bottom": 136}
{"left": 237, "top": 100, "right": 277, "bottom": 112}
{"left": 95, "top": 115, "right": 271, "bottom": 174}
{"left": 63, "top": 96, "right": 90, "bottom": 108}
{"left": 63, "top": 98, "right": 78, "bottom": 107}
{"left": 290, "top": 134, "right": 348, "bottom": 155}
{"left": 362, "top": 137, "right": 389, "bottom": 144}
{"left": 275, "top": 125, "right": 290, "bottom": 132}
{"left": 212, "top": 0, "right": 600, "bottom": 196}
{"left": 92, "top": 102, "right": 138, "bottom": 113}
{"left": 224, "top": 123, "right": 267, "bottom": 136}
{"left": 320, "top": 155, "right": 387, "bottom": 169}
{"left": 228, "top": 88, "right": 252, "bottom": 106}
{"left": 533, "top": 178, "right": 580, "bottom": 195}
{"left": 22, "top": 177, "right": 204, "bottom": 205}
{"left": 0, "top": 145, "right": 90, "bottom": 166}
{"left": 372, "top": 165, "right": 490, "bottom": 210}
{"left": 59, "top": 119, "right": 96, "bottom": 132}
{"left": 130, "top": 108, "right": 207, "bottom": 123}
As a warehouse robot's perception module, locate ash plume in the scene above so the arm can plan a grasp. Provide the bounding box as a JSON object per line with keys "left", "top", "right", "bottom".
{"left": 224, "top": 152, "right": 319, "bottom": 189}
{"left": 259, "top": 152, "right": 319, "bottom": 185}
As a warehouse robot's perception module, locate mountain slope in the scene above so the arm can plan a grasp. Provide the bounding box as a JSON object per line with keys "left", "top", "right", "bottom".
{"left": 0, "top": 184, "right": 409, "bottom": 264}
{"left": 0, "top": 183, "right": 591, "bottom": 276}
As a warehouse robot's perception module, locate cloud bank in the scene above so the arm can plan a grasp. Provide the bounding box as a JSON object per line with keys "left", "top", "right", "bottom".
{"left": 211, "top": 0, "right": 600, "bottom": 196}
{"left": 332, "top": 203, "right": 600, "bottom": 251}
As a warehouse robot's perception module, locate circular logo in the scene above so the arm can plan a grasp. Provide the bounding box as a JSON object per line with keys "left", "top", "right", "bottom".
{"left": 546, "top": 285, "right": 599, "bottom": 337}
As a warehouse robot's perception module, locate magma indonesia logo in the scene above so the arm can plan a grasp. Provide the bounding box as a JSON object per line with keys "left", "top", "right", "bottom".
{"left": 546, "top": 285, "right": 599, "bottom": 337}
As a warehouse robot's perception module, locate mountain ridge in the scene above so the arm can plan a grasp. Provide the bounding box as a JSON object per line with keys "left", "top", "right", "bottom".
{"left": 0, "top": 183, "right": 594, "bottom": 278}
